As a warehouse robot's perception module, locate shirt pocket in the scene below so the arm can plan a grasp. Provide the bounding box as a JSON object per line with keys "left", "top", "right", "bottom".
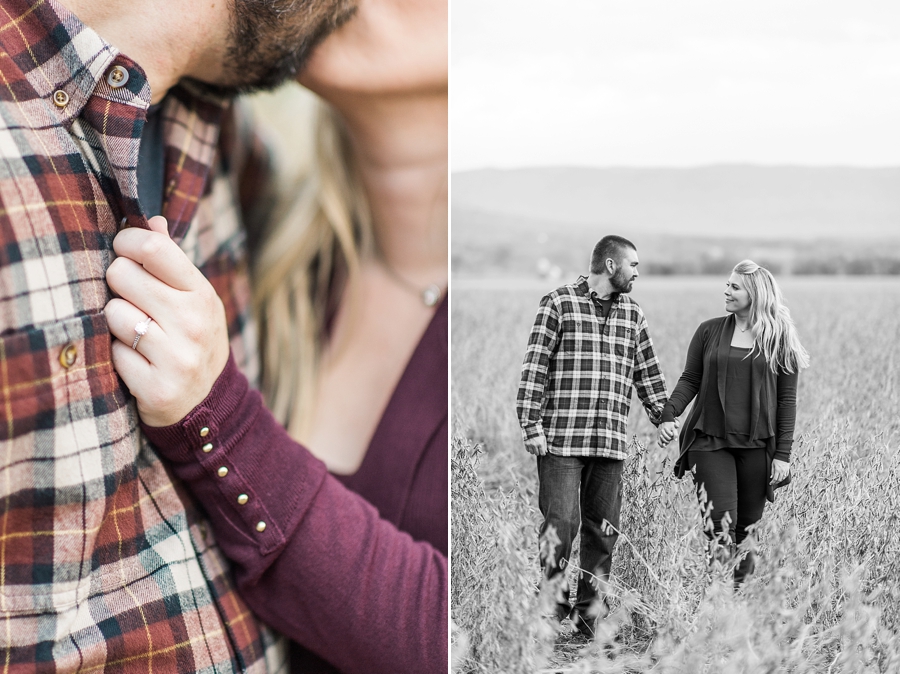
{"left": 560, "top": 315, "right": 597, "bottom": 355}
{"left": 614, "top": 328, "right": 636, "bottom": 360}
{"left": 0, "top": 311, "right": 140, "bottom": 615}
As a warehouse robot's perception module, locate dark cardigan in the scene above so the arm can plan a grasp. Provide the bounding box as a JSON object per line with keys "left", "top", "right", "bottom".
{"left": 662, "top": 314, "right": 799, "bottom": 502}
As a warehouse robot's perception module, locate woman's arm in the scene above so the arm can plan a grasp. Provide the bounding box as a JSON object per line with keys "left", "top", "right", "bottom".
{"left": 104, "top": 221, "right": 446, "bottom": 674}
{"left": 774, "top": 367, "right": 799, "bottom": 463}
{"left": 661, "top": 323, "right": 706, "bottom": 422}
{"left": 141, "top": 355, "right": 447, "bottom": 674}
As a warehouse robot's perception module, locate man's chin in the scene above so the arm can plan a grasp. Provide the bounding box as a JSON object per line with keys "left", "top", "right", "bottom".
{"left": 222, "top": 0, "right": 358, "bottom": 95}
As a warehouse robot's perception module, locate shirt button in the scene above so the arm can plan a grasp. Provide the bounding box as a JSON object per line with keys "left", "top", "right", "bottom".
{"left": 107, "top": 65, "right": 130, "bottom": 88}
{"left": 217, "top": 466, "right": 228, "bottom": 478}
{"left": 199, "top": 426, "right": 210, "bottom": 437}
{"left": 59, "top": 343, "right": 77, "bottom": 368}
{"left": 237, "top": 494, "right": 249, "bottom": 505}
{"left": 255, "top": 521, "right": 267, "bottom": 533}
{"left": 52, "top": 90, "right": 69, "bottom": 108}
{"left": 202, "top": 442, "right": 213, "bottom": 453}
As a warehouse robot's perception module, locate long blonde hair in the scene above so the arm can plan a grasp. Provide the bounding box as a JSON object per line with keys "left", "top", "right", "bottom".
{"left": 252, "top": 102, "right": 371, "bottom": 438}
{"left": 733, "top": 260, "right": 810, "bottom": 374}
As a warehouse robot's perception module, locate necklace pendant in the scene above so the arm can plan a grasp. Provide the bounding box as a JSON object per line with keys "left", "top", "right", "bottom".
{"left": 422, "top": 284, "right": 441, "bottom": 307}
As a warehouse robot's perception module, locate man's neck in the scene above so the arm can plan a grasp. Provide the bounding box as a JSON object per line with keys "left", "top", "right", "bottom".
{"left": 56, "top": 0, "right": 231, "bottom": 103}
{"left": 587, "top": 273, "right": 616, "bottom": 300}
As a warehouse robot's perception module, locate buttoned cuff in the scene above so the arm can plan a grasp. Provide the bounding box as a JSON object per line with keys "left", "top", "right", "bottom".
{"left": 140, "top": 351, "right": 247, "bottom": 463}
{"left": 522, "top": 423, "right": 543, "bottom": 443}
{"left": 139, "top": 351, "right": 328, "bottom": 557}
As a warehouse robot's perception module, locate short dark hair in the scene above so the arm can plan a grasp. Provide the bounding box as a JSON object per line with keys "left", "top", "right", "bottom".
{"left": 590, "top": 235, "right": 637, "bottom": 275}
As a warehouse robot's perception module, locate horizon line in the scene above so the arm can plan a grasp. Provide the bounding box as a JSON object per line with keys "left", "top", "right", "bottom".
{"left": 451, "top": 162, "right": 900, "bottom": 174}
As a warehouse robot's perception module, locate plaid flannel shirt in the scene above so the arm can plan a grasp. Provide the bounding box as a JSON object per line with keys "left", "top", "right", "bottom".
{"left": 517, "top": 276, "right": 668, "bottom": 459}
{"left": 0, "top": 1, "right": 286, "bottom": 671}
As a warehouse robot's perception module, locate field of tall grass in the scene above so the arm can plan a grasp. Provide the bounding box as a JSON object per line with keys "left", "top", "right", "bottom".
{"left": 451, "top": 276, "right": 900, "bottom": 673}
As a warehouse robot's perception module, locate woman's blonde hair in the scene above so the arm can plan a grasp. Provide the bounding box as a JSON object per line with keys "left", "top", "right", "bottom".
{"left": 732, "top": 259, "right": 810, "bottom": 374}
{"left": 251, "top": 102, "right": 371, "bottom": 438}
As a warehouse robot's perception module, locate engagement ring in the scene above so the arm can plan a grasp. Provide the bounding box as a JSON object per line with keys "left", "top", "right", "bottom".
{"left": 132, "top": 316, "right": 153, "bottom": 350}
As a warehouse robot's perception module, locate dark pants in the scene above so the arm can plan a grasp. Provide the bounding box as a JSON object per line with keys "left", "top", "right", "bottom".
{"left": 537, "top": 453, "right": 623, "bottom": 622}
{"left": 688, "top": 448, "right": 767, "bottom": 583}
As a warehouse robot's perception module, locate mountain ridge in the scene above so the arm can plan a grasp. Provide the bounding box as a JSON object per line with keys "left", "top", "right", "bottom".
{"left": 452, "top": 165, "right": 900, "bottom": 240}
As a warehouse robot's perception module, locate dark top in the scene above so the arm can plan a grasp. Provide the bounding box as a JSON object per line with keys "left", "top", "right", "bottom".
{"left": 142, "top": 297, "right": 448, "bottom": 674}
{"left": 690, "top": 346, "right": 767, "bottom": 451}
{"left": 589, "top": 290, "right": 615, "bottom": 318}
{"left": 662, "top": 314, "right": 799, "bottom": 501}
{"left": 137, "top": 102, "right": 165, "bottom": 218}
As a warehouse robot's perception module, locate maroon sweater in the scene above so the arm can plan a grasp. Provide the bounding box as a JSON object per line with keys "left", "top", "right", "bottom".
{"left": 142, "top": 298, "right": 448, "bottom": 674}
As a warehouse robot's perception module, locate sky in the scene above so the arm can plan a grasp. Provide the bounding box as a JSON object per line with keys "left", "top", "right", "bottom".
{"left": 451, "top": 0, "right": 900, "bottom": 171}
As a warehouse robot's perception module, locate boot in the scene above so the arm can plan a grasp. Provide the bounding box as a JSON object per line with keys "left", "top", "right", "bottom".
{"left": 733, "top": 550, "right": 756, "bottom": 587}
{"left": 708, "top": 539, "right": 735, "bottom": 570}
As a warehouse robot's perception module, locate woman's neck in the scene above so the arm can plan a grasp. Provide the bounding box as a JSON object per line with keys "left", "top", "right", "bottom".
{"left": 332, "top": 91, "right": 448, "bottom": 287}
{"left": 734, "top": 311, "right": 752, "bottom": 330}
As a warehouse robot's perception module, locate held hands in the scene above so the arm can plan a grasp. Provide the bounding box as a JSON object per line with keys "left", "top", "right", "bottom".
{"left": 104, "top": 216, "right": 230, "bottom": 427}
{"left": 656, "top": 420, "right": 678, "bottom": 448}
{"left": 770, "top": 458, "right": 790, "bottom": 485}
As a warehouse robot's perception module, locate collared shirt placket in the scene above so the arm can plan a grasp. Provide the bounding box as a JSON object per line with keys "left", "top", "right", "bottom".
{"left": 597, "top": 296, "right": 626, "bottom": 455}
{"left": 587, "top": 292, "right": 609, "bottom": 450}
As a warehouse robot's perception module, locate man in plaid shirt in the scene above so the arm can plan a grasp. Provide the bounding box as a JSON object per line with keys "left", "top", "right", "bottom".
{"left": 517, "top": 235, "right": 672, "bottom": 637}
{"left": 0, "top": 0, "right": 352, "bottom": 670}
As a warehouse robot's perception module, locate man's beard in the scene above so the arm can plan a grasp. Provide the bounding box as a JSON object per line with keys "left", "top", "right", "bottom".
{"left": 219, "top": 0, "right": 357, "bottom": 95}
{"left": 609, "top": 266, "right": 634, "bottom": 293}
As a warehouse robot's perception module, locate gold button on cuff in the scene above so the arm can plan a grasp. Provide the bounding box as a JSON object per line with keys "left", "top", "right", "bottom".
{"left": 199, "top": 426, "right": 210, "bottom": 437}
{"left": 59, "top": 343, "right": 77, "bottom": 368}
{"left": 107, "top": 65, "right": 129, "bottom": 88}
{"left": 255, "top": 521, "right": 267, "bottom": 533}
{"left": 53, "top": 90, "right": 69, "bottom": 107}
{"left": 217, "top": 466, "right": 228, "bottom": 478}
{"left": 202, "top": 442, "right": 213, "bottom": 453}
{"left": 237, "top": 494, "right": 249, "bottom": 505}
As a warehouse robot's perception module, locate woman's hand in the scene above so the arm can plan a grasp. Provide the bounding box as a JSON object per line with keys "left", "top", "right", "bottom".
{"left": 770, "top": 458, "right": 790, "bottom": 485}
{"left": 657, "top": 421, "right": 677, "bottom": 447}
{"left": 104, "top": 216, "right": 231, "bottom": 427}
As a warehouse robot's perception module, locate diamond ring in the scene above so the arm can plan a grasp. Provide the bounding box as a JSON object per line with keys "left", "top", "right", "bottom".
{"left": 132, "top": 316, "right": 153, "bottom": 350}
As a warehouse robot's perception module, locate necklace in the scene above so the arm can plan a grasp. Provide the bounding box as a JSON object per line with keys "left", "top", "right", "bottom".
{"left": 381, "top": 260, "right": 444, "bottom": 307}
{"left": 737, "top": 321, "right": 751, "bottom": 333}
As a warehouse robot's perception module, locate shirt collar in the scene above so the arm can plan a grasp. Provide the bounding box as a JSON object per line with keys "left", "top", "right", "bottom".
{"left": 576, "top": 275, "right": 591, "bottom": 297}
{"left": 576, "top": 275, "right": 619, "bottom": 303}
{"left": 3, "top": 0, "right": 231, "bottom": 235}
{"left": 2, "top": 0, "right": 144, "bottom": 124}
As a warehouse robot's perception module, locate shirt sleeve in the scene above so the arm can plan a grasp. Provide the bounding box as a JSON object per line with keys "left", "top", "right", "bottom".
{"left": 632, "top": 314, "right": 668, "bottom": 426}
{"left": 774, "top": 367, "right": 799, "bottom": 462}
{"left": 516, "top": 295, "right": 560, "bottom": 442}
{"left": 141, "top": 354, "right": 447, "bottom": 674}
{"left": 662, "top": 323, "right": 706, "bottom": 423}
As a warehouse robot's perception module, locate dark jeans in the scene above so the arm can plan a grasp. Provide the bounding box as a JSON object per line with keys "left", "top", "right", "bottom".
{"left": 688, "top": 447, "right": 767, "bottom": 546}
{"left": 537, "top": 453, "right": 623, "bottom": 622}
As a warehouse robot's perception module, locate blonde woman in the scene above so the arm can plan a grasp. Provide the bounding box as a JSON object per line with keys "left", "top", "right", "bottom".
{"left": 656, "top": 260, "right": 809, "bottom": 584}
{"left": 103, "top": 1, "right": 447, "bottom": 673}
